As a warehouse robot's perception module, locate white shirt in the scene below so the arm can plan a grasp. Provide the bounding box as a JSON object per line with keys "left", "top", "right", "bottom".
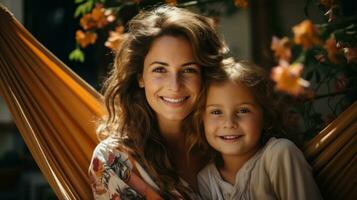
{"left": 197, "top": 138, "right": 322, "bottom": 200}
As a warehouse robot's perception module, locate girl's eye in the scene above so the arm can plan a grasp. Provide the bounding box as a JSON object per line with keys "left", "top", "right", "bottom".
{"left": 210, "top": 109, "right": 222, "bottom": 115}
{"left": 238, "top": 108, "right": 250, "bottom": 114}
{"left": 152, "top": 67, "right": 166, "bottom": 73}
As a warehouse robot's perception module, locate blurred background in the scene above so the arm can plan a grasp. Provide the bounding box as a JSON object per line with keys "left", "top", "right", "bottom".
{"left": 0, "top": 0, "right": 355, "bottom": 199}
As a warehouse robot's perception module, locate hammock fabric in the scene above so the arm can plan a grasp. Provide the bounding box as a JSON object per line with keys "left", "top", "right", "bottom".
{"left": 0, "top": 5, "right": 106, "bottom": 199}
{"left": 0, "top": 4, "right": 356, "bottom": 200}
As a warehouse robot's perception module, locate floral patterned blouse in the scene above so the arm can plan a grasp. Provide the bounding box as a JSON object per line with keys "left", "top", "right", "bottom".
{"left": 88, "top": 136, "right": 199, "bottom": 200}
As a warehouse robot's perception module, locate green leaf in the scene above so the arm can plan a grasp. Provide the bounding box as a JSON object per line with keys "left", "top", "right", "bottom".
{"left": 74, "top": 5, "right": 86, "bottom": 17}
{"left": 69, "top": 48, "right": 85, "bottom": 62}
{"left": 75, "top": 0, "right": 85, "bottom": 4}
{"left": 74, "top": 1, "right": 94, "bottom": 17}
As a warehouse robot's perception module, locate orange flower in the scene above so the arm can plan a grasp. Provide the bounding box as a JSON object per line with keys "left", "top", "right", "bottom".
{"left": 324, "top": 36, "right": 340, "bottom": 63}
{"left": 105, "top": 26, "right": 127, "bottom": 51}
{"left": 293, "top": 20, "right": 321, "bottom": 50}
{"left": 271, "top": 60, "right": 310, "bottom": 96}
{"left": 165, "top": 0, "right": 177, "bottom": 5}
{"left": 80, "top": 14, "right": 97, "bottom": 30}
{"left": 271, "top": 36, "right": 292, "bottom": 61}
{"left": 234, "top": 0, "right": 249, "bottom": 8}
{"left": 76, "top": 30, "right": 97, "bottom": 48}
{"left": 80, "top": 4, "right": 114, "bottom": 30}
{"left": 91, "top": 4, "right": 109, "bottom": 28}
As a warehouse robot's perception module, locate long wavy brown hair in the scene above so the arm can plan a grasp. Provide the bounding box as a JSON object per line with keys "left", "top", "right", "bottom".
{"left": 187, "top": 58, "right": 288, "bottom": 163}
{"left": 97, "top": 5, "right": 227, "bottom": 198}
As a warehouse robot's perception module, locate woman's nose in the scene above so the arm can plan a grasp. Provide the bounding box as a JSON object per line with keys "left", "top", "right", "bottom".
{"left": 168, "top": 73, "right": 182, "bottom": 91}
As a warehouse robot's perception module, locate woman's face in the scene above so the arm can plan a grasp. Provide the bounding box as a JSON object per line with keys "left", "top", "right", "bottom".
{"left": 139, "top": 35, "right": 201, "bottom": 124}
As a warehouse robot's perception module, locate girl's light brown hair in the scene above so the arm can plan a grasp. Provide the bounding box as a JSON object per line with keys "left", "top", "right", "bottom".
{"left": 188, "top": 58, "right": 287, "bottom": 161}
{"left": 98, "top": 5, "right": 227, "bottom": 198}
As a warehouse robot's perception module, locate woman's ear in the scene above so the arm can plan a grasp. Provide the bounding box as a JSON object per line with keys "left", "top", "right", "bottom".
{"left": 138, "top": 75, "right": 144, "bottom": 88}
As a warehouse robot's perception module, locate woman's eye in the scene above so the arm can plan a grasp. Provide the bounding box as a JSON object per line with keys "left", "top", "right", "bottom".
{"left": 183, "top": 67, "right": 199, "bottom": 73}
{"left": 152, "top": 67, "right": 166, "bottom": 73}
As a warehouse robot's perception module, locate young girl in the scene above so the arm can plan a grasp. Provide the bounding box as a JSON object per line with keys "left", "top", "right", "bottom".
{"left": 192, "top": 59, "right": 322, "bottom": 200}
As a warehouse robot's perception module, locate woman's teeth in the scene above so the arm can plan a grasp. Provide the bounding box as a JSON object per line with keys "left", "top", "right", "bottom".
{"left": 161, "top": 97, "right": 187, "bottom": 104}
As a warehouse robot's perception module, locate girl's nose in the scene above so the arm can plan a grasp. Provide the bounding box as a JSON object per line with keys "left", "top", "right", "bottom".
{"left": 223, "top": 115, "right": 238, "bottom": 129}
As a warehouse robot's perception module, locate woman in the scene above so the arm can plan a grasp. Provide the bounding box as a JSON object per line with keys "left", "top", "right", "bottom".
{"left": 88, "top": 5, "right": 227, "bottom": 199}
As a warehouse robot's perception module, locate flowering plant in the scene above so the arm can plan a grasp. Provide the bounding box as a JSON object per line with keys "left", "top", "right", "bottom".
{"left": 69, "top": 0, "right": 248, "bottom": 62}
{"left": 270, "top": 1, "right": 356, "bottom": 140}
{"left": 71, "top": 0, "right": 356, "bottom": 142}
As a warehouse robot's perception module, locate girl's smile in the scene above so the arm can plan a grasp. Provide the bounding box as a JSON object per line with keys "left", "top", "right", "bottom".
{"left": 203, "top": 80, "right": 264, "bottom": 158}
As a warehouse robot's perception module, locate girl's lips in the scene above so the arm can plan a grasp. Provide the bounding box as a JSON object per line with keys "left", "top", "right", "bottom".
{"left": 218, "top": 135, "right": 243, "bottom": 141}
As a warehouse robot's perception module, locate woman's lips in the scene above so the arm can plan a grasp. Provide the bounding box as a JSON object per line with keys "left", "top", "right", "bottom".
{"left": 160, "top": 96, "right": 189, "bottom": 105}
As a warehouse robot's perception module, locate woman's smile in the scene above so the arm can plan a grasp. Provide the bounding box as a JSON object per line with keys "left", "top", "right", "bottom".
{"left": 160, "top": 96, "right": 190, "bottom": 105}
{"left": 139, "top": 35, "right": 201, "bottom": 123}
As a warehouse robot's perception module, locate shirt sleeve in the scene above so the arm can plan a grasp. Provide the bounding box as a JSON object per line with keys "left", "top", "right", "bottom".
{"left": 267, "top": 139, "right": 323, "bottom": 200}
{"left": 88, "top": 140, "right": 145, "bottom": 200}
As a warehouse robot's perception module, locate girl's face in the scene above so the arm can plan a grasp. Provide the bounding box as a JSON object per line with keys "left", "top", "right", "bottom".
{"left": 203, "top": 80, "right": 264, "bottom": 159}
{"left": 139, "top": 35, "right": 201, "bottom": 124}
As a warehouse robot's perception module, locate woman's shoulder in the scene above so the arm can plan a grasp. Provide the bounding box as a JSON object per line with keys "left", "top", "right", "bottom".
{"left": 90, "top": 135, "right": 134, "bottom": 181}
{"left": 89, "top": 136, "right": 146, "bottom": 199}
{"left": 92, "top": 135, "right": 130, "bottom": 157}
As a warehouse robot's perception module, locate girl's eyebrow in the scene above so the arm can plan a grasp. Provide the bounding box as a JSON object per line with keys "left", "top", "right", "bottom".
{"left": 149, "top": 61, "right": 198, "bottom": 67}
{"left": 206, "top": 102, "right": 256, "bottom": 108}
{"left": 206, "top": 104, "right": 221, "bottom": 108}
{"left": 238, "top": 102, "right": 261, "bottom": 108}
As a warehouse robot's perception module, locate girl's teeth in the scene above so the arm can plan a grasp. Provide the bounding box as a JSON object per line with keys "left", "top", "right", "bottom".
{"left": 220, "top": 135, "right": 240, "bottom": 140}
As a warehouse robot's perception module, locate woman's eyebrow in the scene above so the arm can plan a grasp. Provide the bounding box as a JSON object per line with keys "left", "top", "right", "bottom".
{"left": 149, "top": 61, "right": 168, "bottom": 66}
{"left": 149, "top": 61, "right": 198, "bottom": 67}
{"left": 181, "top": 62, "right": 198, "bottom": 67}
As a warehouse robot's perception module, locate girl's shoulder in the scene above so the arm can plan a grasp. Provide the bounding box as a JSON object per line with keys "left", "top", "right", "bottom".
{"left": 197, "top": 162, "right": 216, "bottom": 179}
{"left": 261, "top": 137, "right": 308, "bottom": 170}
{"left": 263, "top": 137, "right": 301, "bottom": 156}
